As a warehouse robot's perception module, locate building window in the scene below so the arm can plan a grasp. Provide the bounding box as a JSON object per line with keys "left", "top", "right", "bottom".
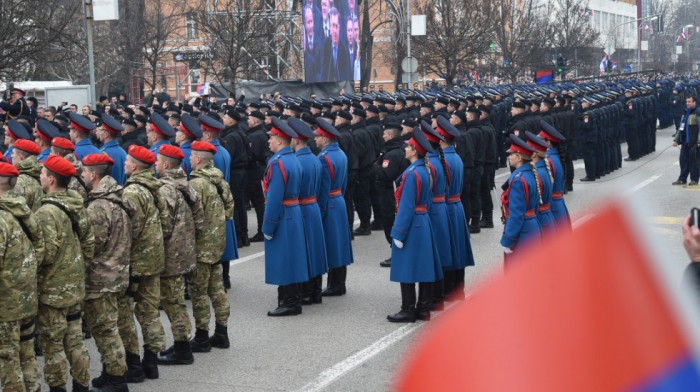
{"left": 186, "top": 13, "right": 198, "bottom": 40}
{"left": 190, "top": 69, "right": 201, "bottom": 93}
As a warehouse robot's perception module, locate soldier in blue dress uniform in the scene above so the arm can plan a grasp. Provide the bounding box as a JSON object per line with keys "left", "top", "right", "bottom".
{"left": 262, "top": 117, "right": 310, "bottom": 316}
{"left": 539, "top": 121, "right": 571, "bottom": 229}
{"left": 99, "top": 113, "right": 128, "bottom": 185}
{"left": 288, "top": 117, "right": 328, "bottom": 306}
{"left": 200, "top": 114, "right": 239, "bottom": 288}
{"left": 176, "top": 113, "right": 203, "bottom": 177}
{"left": 68, "top": 112, "right": 101, "bottom": 160}
{"left": 388, "top": 128, "right": 443, "bottom": 323}
{"left": 0, "top": 88, "right": 29, "bottom": 123}
{"left": 526, "top": 131, "right": 556, "bottom": 233}
{"left": 34, "top": 118, "right": 60, "bottom": 163}
{"left": 435, "top": 116, "right": 474, "bottom": 300}
{"left": 314, "top": 119, "right": 354, "bottom": 297}
{"left": 419, "top": 121, "right": 450, "bottom": 310}
{"left": 147, "top": 112, "right": 174, "bottom": 155}
{"left": 500, "top": 135, "right": 541, "bottom": 265}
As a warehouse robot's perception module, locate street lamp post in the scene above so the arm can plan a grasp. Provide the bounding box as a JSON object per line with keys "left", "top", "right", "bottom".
{"left": 603, "top": 15, "right": 658, "bottom": 72}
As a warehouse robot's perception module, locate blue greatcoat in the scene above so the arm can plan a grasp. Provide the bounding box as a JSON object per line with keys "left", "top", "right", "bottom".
{"left": 3, "top": 146, "right": 13, "bottom": 164}
{"left": 296, "top": 146, "right": 328, "bottom": 278}
{"left": 180, "top": 141, "right": 193, "bottom": 177}
{"left": 545, "top": 148, "right": 572, "bottom": 229}
{"left": 262, "top": 146, "right": 310, "bottom": 285}
{"left": 500, "top": 164, "right": 541, "bottom": 251}
{"left": 74, "top": 139, "right": 101, "bottom": 161}
{"left": 317, "top": 143, "right": 354, "bottom": 269}
{"left": 426, "top": 151, "right": 452, "bottom": 272}
{"left": 100, "top": 140, "right": 127, "bottom": 185}
{"left": 37, "top": 148, "right": 50, "bottom": 164}
{"left": 148, "top": 140, "right": 171, "bottom": 156}
{"left": 443, "top": 146, "right": 475, "bottom": 270}
{"left": 212, "top": 139, "right": 238, "bottom": 261}
{"left": 390, "top": 160, "right": 442, "bottom": 284}
{"left": 534, "top": 160, "right": 556, "bottom": 233}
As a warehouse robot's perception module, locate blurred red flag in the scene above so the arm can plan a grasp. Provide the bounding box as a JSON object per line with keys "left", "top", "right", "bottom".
{"left": 395, "top": 202, "right": 700, "bottom": 392}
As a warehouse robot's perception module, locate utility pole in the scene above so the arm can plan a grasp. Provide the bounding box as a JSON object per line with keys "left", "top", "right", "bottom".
{"left": 84, "top": 0, "right": 96, "bottom": 108}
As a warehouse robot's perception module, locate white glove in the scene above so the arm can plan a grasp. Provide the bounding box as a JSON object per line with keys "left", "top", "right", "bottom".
{"left": 503, "top": 247, "right": 513, "bottom": 255}
{"left": 393, "top": 239, "right": 404, "bottom": 249}
{"left": 264, "top": 234, "right": 273, "bottom": 241}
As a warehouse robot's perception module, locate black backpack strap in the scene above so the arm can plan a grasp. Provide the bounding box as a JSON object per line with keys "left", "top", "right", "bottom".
{"left": 177, "top": 188, "right": 196, "bottom": 208}
{"left": 15, "top": 217, "right": 35, "bottom": 242}
{"left": 43, "top": 200, "right": 79, "bottom": 234}
{"left": 125, "top": 180, "right": 160, "bottom": 211}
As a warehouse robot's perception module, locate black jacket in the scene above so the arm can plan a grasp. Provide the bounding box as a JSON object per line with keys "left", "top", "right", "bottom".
{"left": 245, "top": 124, "right": 271, "bottom": 171}
{"left": 375, "top": 137, "right": 408, "bottom": 188}
{"left": 221, "top": 124, "right": 249, "bottom": 170}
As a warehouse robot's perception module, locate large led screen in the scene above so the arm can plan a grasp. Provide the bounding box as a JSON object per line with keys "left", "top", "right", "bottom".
{"left": 302, "top": 0, "right": 360, "bottom": 83}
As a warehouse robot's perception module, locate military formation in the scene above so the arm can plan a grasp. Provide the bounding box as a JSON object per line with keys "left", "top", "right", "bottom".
{"left": 0, "top": 75, "right": 698, "bottom": 390}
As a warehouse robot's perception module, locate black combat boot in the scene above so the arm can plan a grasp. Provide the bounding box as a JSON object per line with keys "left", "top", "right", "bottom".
{"left": 48, "top": 387, "right": 66, "bottom": 392}
{"left": 301, "top": 279, "right": 314, "bottom": 305}
{"left": 210, "top": 323, "right": 231, "bottom": 348}
{"left": 321, "top": 266, "right": 347, "bottom": 296}
{"left": 387, "top": 283, "right": 417, "bottom": 323}
{"left": 432, "top": 279, "right": 445, "bottom": 311}
{"left": 141, "top": 348, "right": 159, "bottom": 379}
{"left": 268, "top": 285, "right": 302, "bottom": 317}
{"left": 124, "top": 352, "right": 145, "bottom": 383}
{"left": 72, "top": 379, "right": 90, "bottom": 392}
{"left": 92, "top": 364, "right": 108, "bottom": 388}
{"left": 93, "top": 374, "right": 129, "bottom": 392}
{"left": 416, "top": 282, "right": 433, "bottom": 321}
{"left": 479, "top": 212, "right": 494, "bottom": 228}
{"left": 157, "top": 340, "right": 194, "bottom": 365}
{"left": 189, "top": 328, "right": 211, "bottom": 353}
{"left": 311, "top": 275, "right": 323, "bottom": 304}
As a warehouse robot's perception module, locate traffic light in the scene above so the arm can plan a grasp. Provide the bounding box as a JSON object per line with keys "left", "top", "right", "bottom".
{"left": 490, "top": 44, "right": 496, "bottom": 52}
{"left": 556, "top": 56, "right": 567, "bottom": 74}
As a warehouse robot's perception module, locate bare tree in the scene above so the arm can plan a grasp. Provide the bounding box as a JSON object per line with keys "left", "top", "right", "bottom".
{"left": 545, "top": 0, "right": 599, "bottom": 75}
{"left": 357, "top": 0, "right": 392, "bottom": 90}
{"left": 493, "top": 0, "right": 550, "bottom": 76}
{"left": 141, "top": 0, "right": 188, "bottom": 92}
{"left": 0, "top": 0, "right": 80, "bottom": 81}
{"left": 412, "top": 0, "right": 498, "bottom": 86}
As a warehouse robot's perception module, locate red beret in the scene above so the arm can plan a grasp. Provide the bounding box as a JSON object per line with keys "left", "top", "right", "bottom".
{"left": 128, "top": 145, "right": 156, "bottom": 165}
{"left": 158, "top": 144, "right": 184, "bottom": 160}
{"left": 191, "top": 141, "right": 217, "bottom": 154}
{"left": 82, "top": 153, "right": 114, "bottom": 166}
{"left": 0, "top": 162, "right": 19, "bottom": 177}
{"left": 44, "top": 155, "right": 76, "bottom": 177}
{"left": 52, "top": 137, "right": 75, "bottom": 151}
{"left": 14, "top": 139, "right": 40, "bottom": 156}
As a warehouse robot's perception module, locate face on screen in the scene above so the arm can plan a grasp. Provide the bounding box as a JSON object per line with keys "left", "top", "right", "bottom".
{"left": 305, "top": 9, "right": 314, "bottom": 38}
{"left": 353, "top": 19, "right": 359, "bottom": 43}
{"left": 348, "top": 0, "right": 356, "bottom": 14}
{"left": 322, "top": 0, "right": 329, "bottom": 18}
{"left": 331, "top": 13, "right": 339, "bottom": 46}
{"left": 346, "top": 19, "right": 354, "bottom": 46}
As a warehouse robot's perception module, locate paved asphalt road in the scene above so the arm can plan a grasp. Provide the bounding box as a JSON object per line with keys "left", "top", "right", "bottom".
{"left": 39, "top": 124, "right": 697, "bottom": 391}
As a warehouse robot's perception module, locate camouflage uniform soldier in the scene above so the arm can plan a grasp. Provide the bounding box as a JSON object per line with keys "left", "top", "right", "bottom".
{"left": 36, "top": 155, "right": 95, "bottom": 392}
{"left": 81, "top": 154, "right": 132, "bottom": 392}
{"left": 0, "top": 162, "right": 44, "bottom": 392}
{"left": 11, "top": 139, "right": 44, "bottom": 392}
{"left": 11, "top": 139, "right": 43, "bottom": 211}
{"left": 121, "top": 145, "right": 166, "bottom": 382}
{"left": 188, "top": 141, "right": 233, "bottom": 352}
{"left": 154, "top": 145, "right": 204, "bottom": 365}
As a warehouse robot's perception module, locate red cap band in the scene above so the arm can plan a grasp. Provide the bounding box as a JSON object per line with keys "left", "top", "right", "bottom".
{"left": 201, "top": 123, "right": 221, "bottom": 133}
{"left": 314, "top": 127, "right": 336, "bottom": 139}
{"left": 179, "top": 123, "right": 196, "bottom": 138}
{"left": 509, "top": 144, "right": 533, "bottom": 155}
{"left": 424, "top": 131, "right": 441, "bottom": 144}
{"left": 70, "top": 121, "right": 91, "bottom": 133}
{"left": 269, "top": 127, "right": 292, "bottom": 139}
{"left": 527, "top": 140, "right": 547, "bottom": 152}
{"left": 409, "top": 138, "right": 427, "bottom": 155}
{"left": 436, "top": 126, "right": 453, "bottom": 139}
{"left": 150, "top": 123, "right": 169, "bottom": 138}
{"left": 103, "top": 124, "right": 120, "bottom": 135}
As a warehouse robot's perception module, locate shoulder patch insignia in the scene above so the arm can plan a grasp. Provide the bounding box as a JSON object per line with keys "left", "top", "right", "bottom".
{"left": 382, "top": 159, "right": 389, "bottom": 168}
{"left": 514, "top": 130, "right": 520, "bottom": 136}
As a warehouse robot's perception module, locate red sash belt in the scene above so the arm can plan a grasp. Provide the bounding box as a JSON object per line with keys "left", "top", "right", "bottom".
{"left": 300, "top": 196, "right": 317, "bottom": 205}
{"left": 447, "top": 195, "right": 460, "bottom": 202}
{"left": 538, "top": 203, "right": 551, "bottom": 212}
{"left": 282, "top": 198, "right": 299, "bottom": 206}
{"left": 432, "top": 195, "right": 446, "bottom": 203}
{"left": 525, "top": 209, "right": 536, "bottom": 217}
{"left": 552, "top": 191, "right": 563, "bottom": 198}
{"left": 329, "top": 188, "right": 342, "bottom": 197}
{"left": 415, "top": 205, "right": 427, "bottom": 213}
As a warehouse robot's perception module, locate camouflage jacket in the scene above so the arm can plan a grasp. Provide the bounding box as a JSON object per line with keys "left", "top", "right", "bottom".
{"left": 12, "top": 156, "right": 43, "bottom": 211}
{"left": 123, "top": 169, "right": 165, "bottom": 277}
{"left": 0, "top": 195, "right": 44, "bottom": 321}
{"left": 189, "top": 163, "right": 234, "bottom": 264}
{"left": 36, "top": 190, "right": 94, "bottom": 308}
{"left": 86, "top": 175, "right": 132, "bottom": 293}
{"left": 64, "top": 154, "right": 89, "bottom": 207}
{"left": 159, "top": 168, "right": 204, "bottom": 277}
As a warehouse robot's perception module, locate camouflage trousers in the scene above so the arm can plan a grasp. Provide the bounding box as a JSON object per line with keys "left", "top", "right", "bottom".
{"left": 37, "top": 303, "right": 90, "bottom": 388}
{"left": 160, "top": 275, "right": 192, "bottom": 342}
{"left": 0, "top": 320, "right": 23, "bottom": 392}
{"left": 117, "top": 274, "right": 165, "bottom": 353}
{"left": 19, "top": 317, "right": 40, "bottom": 392}
{"left": 188, "top": 263, "right": 230, "bottom": 331}
{"left": 84, "top": 293, "right": 127, "bottom": 376}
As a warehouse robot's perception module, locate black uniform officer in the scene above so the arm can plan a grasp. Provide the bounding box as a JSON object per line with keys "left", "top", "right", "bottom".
{"left": 350, "top": 106, "right": 375, "bottom": 235}
{"left": 221, "top": 107, "right": 250, "bottom": 246}
{"left": 478, "top": 105, "right": 498, "bottom": 229}
{"left": 246, "top": 110, "right": 273, "bottom": 242}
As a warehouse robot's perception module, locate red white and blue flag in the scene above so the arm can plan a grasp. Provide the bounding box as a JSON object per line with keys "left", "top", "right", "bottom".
{"left": 196, "top": 83, "right": 209, "bottom": 95}
{"left": 396, "top": 201, "right": 700, "bottom": 392}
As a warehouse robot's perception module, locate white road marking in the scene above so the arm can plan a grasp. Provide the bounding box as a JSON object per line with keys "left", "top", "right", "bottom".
{"left": 572, "top": 214, "right": 593, "bottom": 229}
{"left": 624, "top": 173, "right": 662, "bottom": 195}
